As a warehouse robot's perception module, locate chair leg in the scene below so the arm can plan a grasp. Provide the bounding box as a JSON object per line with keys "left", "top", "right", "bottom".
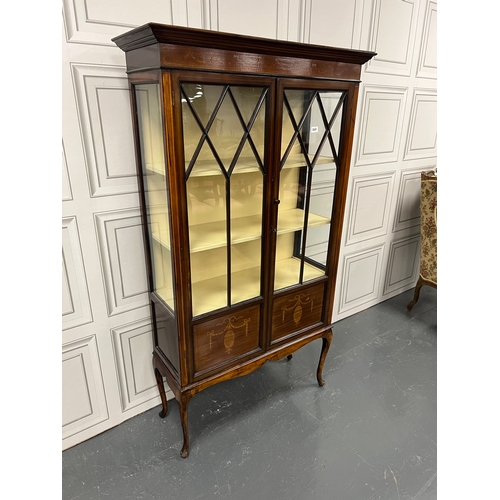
{"left": 407, "top": 276, "right": 424, "bottom": 311}
{"left": 407, "top": 275, "right": 437, "bottom": 311}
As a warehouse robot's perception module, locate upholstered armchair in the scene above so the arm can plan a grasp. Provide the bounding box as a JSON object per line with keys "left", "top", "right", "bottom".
{"left": 407, "top": 170, "right": 437, "bottom": 311}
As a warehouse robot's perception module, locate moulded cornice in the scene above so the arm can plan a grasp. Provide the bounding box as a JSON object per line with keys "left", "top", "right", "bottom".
{"left": 112, "top": 22, "right": 376, "bottom": 65}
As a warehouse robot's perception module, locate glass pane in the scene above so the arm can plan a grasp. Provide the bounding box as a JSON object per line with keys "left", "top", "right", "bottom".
{"left": 187, "top": 168, "right": 227, "bottom": 316}
{"left": 135, "top": 83, "right": 175, "bottom": 310}
{"left": 275, "top": 89, "right": 344, "bottom": 291}
{"left": 181, "top": 84, "right": 229, "bottom": 174}
{"left": 231, "top": 169, "right": 264, "bottom": 304}
{"left": 309, "top": 92, "right": 343, "bottom": 164}
{"left": 181, "top": 83, "right": 214, "bottom": 128}
{"left": 304, "top": 164, "right": 336, "bottom": 267}
{"left": 304, "top": 91, "right": 343, "bottom": 270}
{"left": 190, "top": 246, "right": 228, "bottom": 317}
{"left": 231, "top": 87, "right": 266, "bottom": 167}
{"left": 274, "top": 165, "right": 313, "bottom": 290}
{"left": 181, "top": 82, "right": 267, "bottom": 316}
{"left": 180, "top": 85, "right": 203, "bottom": 170}
{"left": 280, "top": 90, "right": 309, "bottom": 169}
{"left": 154, "top": 302, "right": 180, "bottom": 375}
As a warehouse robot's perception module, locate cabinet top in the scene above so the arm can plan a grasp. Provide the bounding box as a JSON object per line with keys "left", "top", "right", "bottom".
{"left": 112, "top": 22, "right": 376, "bottom": 67}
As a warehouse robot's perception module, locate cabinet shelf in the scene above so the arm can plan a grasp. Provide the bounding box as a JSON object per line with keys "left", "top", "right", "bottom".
{"left": 282, "top": 153, "right": 335, "bottom": 169}
{"left": 152, "top": 228, "right": 171, "bottom": 249}
{"left": 191, "top": 257, "right": 324, "bottom": 317}
{"left": 186, "top": 158, "right": 262, "bottom": 177}
{"left": 146, "top": 154, "right": 335, "bottom": 179}
{"left": 274, "top": 257, "right": 325, "bottom": 290}
{"left": 189, "top": 214, "right": 262, "bottom": 252}
{"left": 145, "top": 162, "right": 166, "bottom": 175}
{"left": 277, "top": 209, "right": 329, "bottom": 235}
{"left": 152, "top": 208, "right": 330, "bottom": 253}
{"left": 155, "top": 286, "right": 175, "bottom": 308}
{"left": 191, "top": 266, "right": 259, "bottom": 316}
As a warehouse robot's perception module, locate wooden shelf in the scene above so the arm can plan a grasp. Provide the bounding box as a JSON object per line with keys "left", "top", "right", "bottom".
{"left": 145, "top": 162, "right": 166, "bottom": 175}
{"left": 152, "top": 230, "right": 169, "bottom": 249}
{"left": 282, "top": 153, "right": 335, "bottom": 169}
{"left": 274, "top": 257, "right": 324, "bottom": 290}
{"left": 191, "top": 267, "right": 260, "bottom": 316}
{"left": 187, "top": 154, "right": 335, "bottom": 178}
{"left": 186, "top": 158, "right": 261, "bottom": 177}
{"left": 277, "top": 209, "right": 329, "bottom": 235}
{"left": 189, "top": 214, "right": 262, "bottom": 252}
{"left": 152, "top": 208, "right": 330, "bottom": 253}
{"left": 191, "top": 257, "right": 324, "bottom": 316}
{"left": 155, "top": 287, "right": 175, "bottom": 308}
{"left": 146, "top": 154, "right": 335, "bottom": 178}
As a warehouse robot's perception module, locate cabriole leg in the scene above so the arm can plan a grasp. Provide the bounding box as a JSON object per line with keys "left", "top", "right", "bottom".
{"left": 407, "top": 275, "right": 424, "bottom": 311}
{"left": 317, "top": 330, "right": 333, "bottom": 387}
{"left": 179, "top": 395, "right": 190, "bottom": 458}
{"left": 154, "top": 367, "right": 168, "bottom": 418}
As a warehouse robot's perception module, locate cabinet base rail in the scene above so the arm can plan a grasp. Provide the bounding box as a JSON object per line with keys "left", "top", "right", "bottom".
{"left": 153, "top": 327, "right": 333, "bottom": 458}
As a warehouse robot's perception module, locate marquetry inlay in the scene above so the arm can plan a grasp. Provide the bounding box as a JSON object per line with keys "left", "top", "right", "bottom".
{"left": 281, "top": 294, "right": 313, "bottom": 325}
{"left": 207, "top": 315, "right": 251, "bottom": 354}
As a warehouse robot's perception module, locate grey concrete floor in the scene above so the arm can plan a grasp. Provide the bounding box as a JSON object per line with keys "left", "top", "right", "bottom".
{"left": 62, "top": 287, "right": 437, "bottom": 500}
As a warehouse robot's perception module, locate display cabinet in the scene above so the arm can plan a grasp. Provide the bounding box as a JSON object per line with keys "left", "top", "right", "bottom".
{"left": 113, "top": 23, "right": 375, "bottom": 458}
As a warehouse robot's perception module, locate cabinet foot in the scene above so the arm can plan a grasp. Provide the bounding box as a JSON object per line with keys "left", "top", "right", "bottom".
{"left": 287, "top": 354, "right": 293, "bottom": 361}
{"left": 317, "top": 330, "right": 332, "bottom": 387}
{"left": 179, "top": 395, "right": 190, "bottom": 458}
{"left": 154, "top": 367, "right": 168, "bottom": 418}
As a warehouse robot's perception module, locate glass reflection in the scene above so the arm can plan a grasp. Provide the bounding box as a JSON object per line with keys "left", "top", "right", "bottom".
{"left": 135, "top": 83, "right": 176, "bottom": 310}
{"left": 275, "top": 89, "right": 345, "bottom": 291}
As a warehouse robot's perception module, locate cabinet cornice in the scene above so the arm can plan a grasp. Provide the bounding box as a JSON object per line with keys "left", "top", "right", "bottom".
{"left": 113, "top": 22, "right": 376, "bottom": 66}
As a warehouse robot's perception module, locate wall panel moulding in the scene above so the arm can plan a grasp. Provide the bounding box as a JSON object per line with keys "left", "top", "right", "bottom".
{"left": 392, "top": 167, "right": 424, "bottom": 233}
{"left": 365, "top": 0, "right": 420, "bottom": 77}
{"left": 416, "top": 0, "right": 437, "bottom": 80}
{"left": 94, "top": 209, "right": 149, "bottom": 317}
{"left": 383, "top": 234, "right": 420, "bottom": 295}
{"left": 338, "top": 245, "right": 385, "bottom": 314}
{"left": 63, "top": 0, "right": 173, "bottom": 45}
{"left": 354, "top": 86, "right": 408, "bottom": 167}
{"left": 62, "top": 216, "right": 93, "bottom": 331}
{"left": 112, "top": 319, "right": 165, "bottom": 412}
{"left": 62, "top": 336, "right": 109, "bottom": 441}
{"left": 403, "top": 89, "right": 437, "bottom": 160}
{"left": 71, "top": 64, "right": 138, "bottom": 198}
{"left": 345, "top": 172, "right": 395, "bottom": 245}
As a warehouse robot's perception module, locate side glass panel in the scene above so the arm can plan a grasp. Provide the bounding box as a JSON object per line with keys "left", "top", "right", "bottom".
{"left": 274, "top": 89, "right": 346, "bottom": 291}
{"left": 181, "top": 83, "right": 267, "bottom": 317}
{"left": 135, "top": 83, "right": 176, "bottom": 311}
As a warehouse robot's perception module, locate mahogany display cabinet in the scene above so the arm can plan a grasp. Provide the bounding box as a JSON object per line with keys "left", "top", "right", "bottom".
{"left": 113, "top": 23, "right": 375, "bottom": 458}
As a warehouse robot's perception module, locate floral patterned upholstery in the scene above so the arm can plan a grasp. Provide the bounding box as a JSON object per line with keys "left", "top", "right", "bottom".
{"left": 419, "top": 170, "right": 437, "bottom": 284}
{"left": 407, "top": 169, "right": 437, "bottom": 311}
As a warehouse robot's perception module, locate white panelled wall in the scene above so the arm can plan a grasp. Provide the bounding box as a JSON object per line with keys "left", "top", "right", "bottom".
{"left": 62, "top": 0, "right": 437, "bottom": 449}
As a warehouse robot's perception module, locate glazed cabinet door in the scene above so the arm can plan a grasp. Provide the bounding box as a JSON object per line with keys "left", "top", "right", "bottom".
{"left": 270, "top": 79, "right": 354, "bottom": 344}
{"left": 172, "top": 72, "right": 275, "bottom": 377}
